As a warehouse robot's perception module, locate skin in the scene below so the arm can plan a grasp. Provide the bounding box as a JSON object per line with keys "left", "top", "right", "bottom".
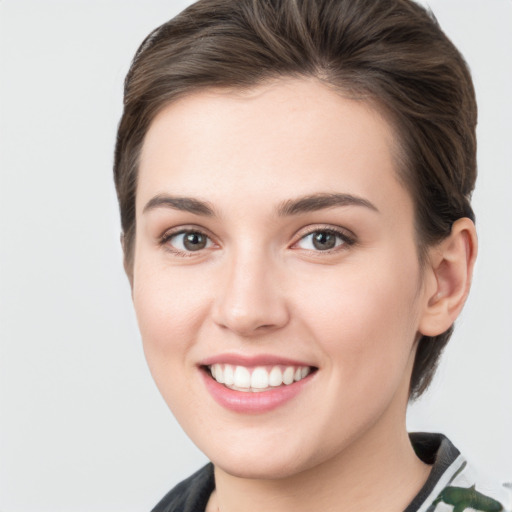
{"left": 130, "top": 78, "right": 476, "bottom": 512}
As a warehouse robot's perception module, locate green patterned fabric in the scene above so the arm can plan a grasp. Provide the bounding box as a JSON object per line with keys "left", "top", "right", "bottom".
{"left": 407, "top": 434, "right": 510, "bottom": 512}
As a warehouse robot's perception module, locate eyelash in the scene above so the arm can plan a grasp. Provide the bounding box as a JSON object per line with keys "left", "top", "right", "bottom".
{"left": 159, "top": 228, "right": 216, "bottom": 257}
{"left": 292, "top": 227, "right": 356, "bottom": 253}
{"left": 159, "top": 226, "right": 356, "bottom": 256}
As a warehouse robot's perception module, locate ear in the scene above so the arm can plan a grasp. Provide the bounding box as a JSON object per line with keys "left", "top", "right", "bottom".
{"left": 120, "top": 233, "right": 134, "bottom": 290}
{"left": 419, "top": 218, "right": 478, "bottom": 337}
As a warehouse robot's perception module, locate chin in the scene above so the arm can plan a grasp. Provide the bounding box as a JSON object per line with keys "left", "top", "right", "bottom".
{"left": 201, "top": 433, "right": 325, "bottom": 481}
{"left": 213, "top": 454, "right": 312, "bottom": 480}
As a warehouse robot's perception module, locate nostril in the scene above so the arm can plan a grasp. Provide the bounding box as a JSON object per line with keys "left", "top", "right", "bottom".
{"left": 212, "top": 305, "right": 289, "bottom": 336}
{"left": 256, "top": 324, "right": 276, "bottom": 330}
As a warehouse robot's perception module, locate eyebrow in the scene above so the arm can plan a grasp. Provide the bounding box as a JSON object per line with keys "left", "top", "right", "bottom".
{"left": 277, "top": 193, "right": 379, "bottom": 216}
{"left": 142, "top": 192, "right": 378, "bottom": 217}
{"left": 143, "top": 194, "right": 216, "bottom": 216}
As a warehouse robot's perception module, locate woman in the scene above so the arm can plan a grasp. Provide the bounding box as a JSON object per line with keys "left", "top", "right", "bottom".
{"left": 113, "top": 0, "right": 510, "bottom": 511}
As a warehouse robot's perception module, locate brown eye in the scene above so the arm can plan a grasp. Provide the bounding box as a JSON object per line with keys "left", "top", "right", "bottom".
{"left": 183, "top": 232, "right": 208, "bottom": 251}
{"left": 166, "top": 231, "right": 212, "bottom": 252}
{"left": 312, "top": 232, "right": 336, "bottom": 250}
{"left": 296, "top": 229, "right": 350, "bottom": 252}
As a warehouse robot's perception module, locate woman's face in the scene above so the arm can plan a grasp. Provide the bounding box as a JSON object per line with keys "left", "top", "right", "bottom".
{"left": 132, "top": 78, "right": 432, "bottom": 478}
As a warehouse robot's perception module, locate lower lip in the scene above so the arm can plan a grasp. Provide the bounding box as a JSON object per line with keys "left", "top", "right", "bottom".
{"left": 201, "top": 369, "right": 313, "bottom": 414}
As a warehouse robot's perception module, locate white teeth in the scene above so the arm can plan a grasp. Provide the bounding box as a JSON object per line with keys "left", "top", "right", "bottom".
{"left": 269, "top": 366, "right": 283, "bottom": 387}
{"left": 212, "top": 363, "right": 224, "bottom": 383}
{"left": 234, "top": 366, "right": 251, "bottom": 388}
{"left": 282, "top": 366, "right": 295, "bottom": 385}
{"left": 209, "top": 363, "right": 312, "bottom": 391}
{"left": 251, "top": 367, "right": 269, "bottom": 389}
{"left": 224, "top": 364, "right": 234, "bottom": 386}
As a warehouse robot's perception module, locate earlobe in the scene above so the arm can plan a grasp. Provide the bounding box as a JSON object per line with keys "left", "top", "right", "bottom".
{"left": 419, "top": 218, "right": 478, "bottom": 337}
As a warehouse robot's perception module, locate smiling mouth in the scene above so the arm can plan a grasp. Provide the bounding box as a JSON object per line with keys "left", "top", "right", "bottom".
{"left": 205, "top": 364, "right": 316, "bottom": 392}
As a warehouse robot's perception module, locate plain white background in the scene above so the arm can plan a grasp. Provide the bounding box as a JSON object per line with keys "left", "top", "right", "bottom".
{"left": 0, "top": 1, "right": 511, "bottom": 510}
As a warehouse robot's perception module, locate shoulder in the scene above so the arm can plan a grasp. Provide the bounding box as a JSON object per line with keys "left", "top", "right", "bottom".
{"left": 151, "top": 463, "right": 215, "bottom": 512}
{"left": 408, "top": 433, "right": 511, "bottom": 512}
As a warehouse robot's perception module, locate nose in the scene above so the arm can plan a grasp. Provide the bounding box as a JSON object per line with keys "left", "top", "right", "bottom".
{"left": 211, "top": 248, "right": 290, "bottom": 337}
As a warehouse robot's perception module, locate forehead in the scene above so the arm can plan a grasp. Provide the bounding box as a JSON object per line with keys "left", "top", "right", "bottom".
{"left": 137, "top": 78, "right": 409, "bottom": 217}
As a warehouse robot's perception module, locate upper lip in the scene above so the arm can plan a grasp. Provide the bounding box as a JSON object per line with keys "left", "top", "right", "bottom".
{"left": 199, "top": 353, "right": 316, "bottom": 368}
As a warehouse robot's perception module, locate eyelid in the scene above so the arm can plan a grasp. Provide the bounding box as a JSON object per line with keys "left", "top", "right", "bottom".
{"left": 291, "top": 224, "right": 356, "bottom": 251}
{"left": 159, "top": 225, "right": 218, "bottom": 255}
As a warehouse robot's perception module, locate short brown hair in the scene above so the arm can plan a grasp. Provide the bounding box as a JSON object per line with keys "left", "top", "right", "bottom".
{"left": 114, "top": 0, "right": 477, "bottom": 399}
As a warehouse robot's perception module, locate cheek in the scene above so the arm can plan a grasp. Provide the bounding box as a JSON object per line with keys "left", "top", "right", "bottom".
{"left": 294, "top": 253, "right": 422, "bottom": 384}
{"left": 132, "top": 261, "right": 211, "bottom": 371}
{"left": 131, "top": 263, "right": 218, "bottom": 424}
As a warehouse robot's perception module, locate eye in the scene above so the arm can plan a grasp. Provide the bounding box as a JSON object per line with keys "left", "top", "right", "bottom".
{"left": 163, "top": 230, "right": 213, "bottom": 253}
{"left": 295, "top": 229, "right": 352, "bottom": 251}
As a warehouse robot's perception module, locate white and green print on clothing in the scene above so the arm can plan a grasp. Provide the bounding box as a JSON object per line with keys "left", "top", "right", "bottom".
{"left": 406, "top": 433, "right": 511, "bottom": 512}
